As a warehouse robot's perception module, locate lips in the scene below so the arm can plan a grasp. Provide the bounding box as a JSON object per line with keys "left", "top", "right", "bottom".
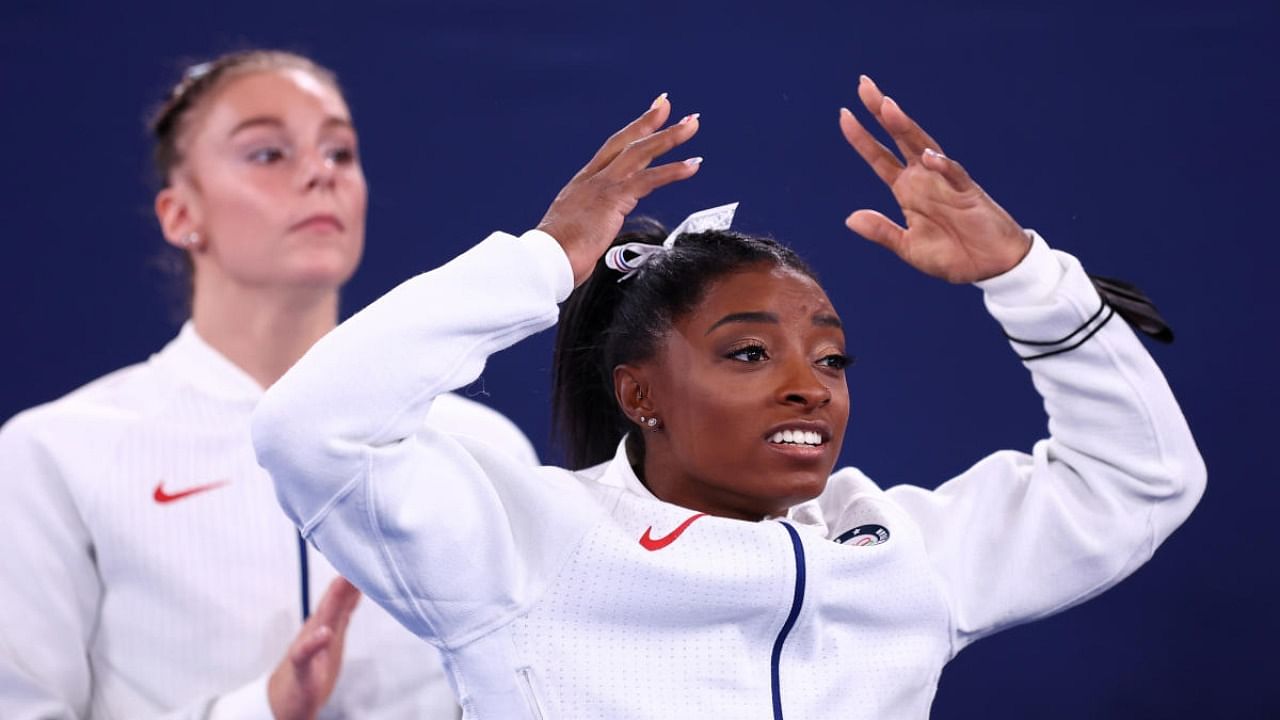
{"left": 290, "top": 213, "right": 344, "bottom": 233}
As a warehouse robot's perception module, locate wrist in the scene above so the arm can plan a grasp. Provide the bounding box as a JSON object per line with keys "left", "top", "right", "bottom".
{"left": 991, "top": 227, "right": 1033, "bottom": 278}
{"left": 974, "top": 230, "right": 1063, "bottom": 305}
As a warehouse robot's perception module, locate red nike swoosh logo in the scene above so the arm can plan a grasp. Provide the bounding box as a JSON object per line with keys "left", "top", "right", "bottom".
{"left": 639, "top": 513, "right": 707, "bottom": 551}
{"left": 153, "top": 480, "right": 229, "bottom": 504}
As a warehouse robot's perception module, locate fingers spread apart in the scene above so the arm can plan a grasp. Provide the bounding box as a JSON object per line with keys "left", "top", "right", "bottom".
{"left": 580, "top": 94, "right": 674, "bottom": 178}
{"left": 626, "top": 156, "right": 704, "bottom": 201}
{"left": 840, "top": 107, "right": 901, "bottom": 185}
{"left": 604, "top": 112, "right": 701, "bottom": 179}
{"left": 599, "top": 112, "right": 702, "bottom": 198}
{"left": 853, "top": 75, "right": 945, "bottom": 169}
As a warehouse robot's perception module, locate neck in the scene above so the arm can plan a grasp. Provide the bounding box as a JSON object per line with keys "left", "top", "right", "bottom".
{"left": 190, "top": 277, "right": 339, "bottom": 390}
{"left": 640, "top": 441, "right": 774, "bottom": 522}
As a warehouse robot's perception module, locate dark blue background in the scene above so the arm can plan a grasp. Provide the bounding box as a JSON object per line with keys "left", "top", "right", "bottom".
{"left": 3, "top": 1, "right": 1275, "bottom": 716}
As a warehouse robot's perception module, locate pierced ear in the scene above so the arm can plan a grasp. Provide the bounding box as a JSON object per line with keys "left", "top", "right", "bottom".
{"left": 613, "top": 364, "right": 655, "bottom": 426}
{"left": 155, "top": 184, "right": 199, "bottom": 249}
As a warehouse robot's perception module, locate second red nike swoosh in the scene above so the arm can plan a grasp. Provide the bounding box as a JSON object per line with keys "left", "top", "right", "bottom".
{"left": 639, "top": 513, "right": 707, "bottom": 551}
{"left": 153, "top": 480, "right": 229, "bottom": 504}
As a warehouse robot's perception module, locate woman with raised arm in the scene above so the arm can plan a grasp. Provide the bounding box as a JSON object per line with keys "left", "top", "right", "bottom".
{"left": 253, "top": 78, "right": 1204, "bottom": 718}
{"left": 0, "top": 50, "right": 537, "bottom": 719}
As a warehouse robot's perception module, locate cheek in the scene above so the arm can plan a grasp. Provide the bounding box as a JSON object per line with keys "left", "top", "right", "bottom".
{"left": 349, "top": 175, "right": 369, "bottom": 235}
{"left": 350, "top": 169, "right": 369, "bottom": 212}
{"left": 202, "top": 171, "right": 288, "bottom": 243}
{"left": 673, "top": 376, "right": 765, "bottom": 455}
{"left": 828, "top": 379, "right": 852, "bottom": 451}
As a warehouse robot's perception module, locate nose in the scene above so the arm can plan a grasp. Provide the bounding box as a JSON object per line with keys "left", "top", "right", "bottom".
{"left": 776, "top": 358, "right": 832, "bottom": 410}
{"left": 300, "top": 150, "right": 337, "bottom": 192}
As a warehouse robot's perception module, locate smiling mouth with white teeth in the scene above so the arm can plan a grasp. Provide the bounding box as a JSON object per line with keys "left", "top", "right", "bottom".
{"left": 768, "top": 430, "right": 825, "bottom": 447}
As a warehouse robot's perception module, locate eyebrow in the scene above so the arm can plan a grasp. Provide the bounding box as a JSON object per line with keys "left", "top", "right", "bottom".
{"left": 705, "top": 311, "right": 842, "bottom": 334}
{"left": 813, "top": 313, "right": 843, "bottom": 329}
{"left": 228, "top": 115, "right": 353, "bottom": 138}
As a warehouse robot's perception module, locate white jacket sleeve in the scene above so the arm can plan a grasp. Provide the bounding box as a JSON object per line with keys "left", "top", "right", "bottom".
{"left": 253, "top": 230, "right": 597, "bottom": 650}
{"left": 0, "top": 413, "right": 99, "bottom": 719}
{"left": 884, "top": 233, "right": 1206, "bottom": 654}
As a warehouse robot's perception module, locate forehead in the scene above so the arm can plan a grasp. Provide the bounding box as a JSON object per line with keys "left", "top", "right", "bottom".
{"left": 190, "top": 68, "right": 351, "bottom": 137}
{"left": 682, "top": 264, "right": 836, "bottom": 331}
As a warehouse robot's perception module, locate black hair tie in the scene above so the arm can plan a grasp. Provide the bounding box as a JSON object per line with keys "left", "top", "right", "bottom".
{"left": 1089, "top": 274, "right": 1174, "bottom": 344}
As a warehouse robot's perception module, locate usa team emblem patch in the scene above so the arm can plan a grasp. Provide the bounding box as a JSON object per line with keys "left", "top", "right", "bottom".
{"left": 834, "top": 524, "right": 890, "bottom": 546}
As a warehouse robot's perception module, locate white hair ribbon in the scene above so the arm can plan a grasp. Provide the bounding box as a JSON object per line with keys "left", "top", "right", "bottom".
{"left": 603, "top": 202, "right": 740, "bottom": 281}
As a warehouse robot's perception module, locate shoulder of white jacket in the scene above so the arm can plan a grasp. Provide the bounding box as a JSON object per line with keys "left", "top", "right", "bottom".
{"left": 1, "top": 360, "right": 164, "bottom": 441}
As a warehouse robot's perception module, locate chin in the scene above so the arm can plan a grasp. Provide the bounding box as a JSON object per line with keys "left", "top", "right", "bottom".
{"left": 783, "top": 473, "right": 830, "bottom": 506}
{"left": 287, "top": 252, "right": 360, "bottom": 287}
{"left": 747, "top": 471, "right": 830, "bottom": 518}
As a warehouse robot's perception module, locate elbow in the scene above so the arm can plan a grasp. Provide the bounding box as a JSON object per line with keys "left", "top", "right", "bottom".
{"left": 250, "top": 385, "right": 331, "bottom": 529}
{"left": 1144, "top": 435, "right": 1206, "bottom": 514}
{"left": 250, "top": 382, "right": 330, "bottom": 495}
{"left": 251, "top": 380, "right": 369, "bottom": 527}
{"left": 1175, "top": 442, "right": 1208, "bottom": 511}
{"left": 1145, "top": 437, "right": 1207, "bottom": 547}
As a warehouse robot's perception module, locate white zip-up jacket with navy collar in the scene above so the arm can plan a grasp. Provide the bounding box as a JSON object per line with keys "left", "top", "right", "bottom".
{"left": 253, "top": 229, "right": 1205, "bottom": 719}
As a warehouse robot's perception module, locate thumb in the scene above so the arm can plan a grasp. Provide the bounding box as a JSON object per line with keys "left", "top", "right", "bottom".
{"left": 290, "top": 624, "right": 334, "bottom": 666}
{"left": 846, "top": 209, "right": 907, "bottom": 256}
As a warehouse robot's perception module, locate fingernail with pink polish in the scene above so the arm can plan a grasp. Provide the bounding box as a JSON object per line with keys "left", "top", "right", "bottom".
{"left": 680, "top": 113, "right": 701, "bottom": 125}
{"left": 684, "top": 156, "right": 703, "bottom": 166}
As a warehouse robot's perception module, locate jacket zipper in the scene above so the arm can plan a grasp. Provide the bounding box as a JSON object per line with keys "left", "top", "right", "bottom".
{"left": 297, "top": 531, "right": 311, "bottom": 621}
{"left": 517, "top": 666, "right": 548, "bottom": 720}
{"left": 771, "top": 522, "right": 806, "bottom": 720}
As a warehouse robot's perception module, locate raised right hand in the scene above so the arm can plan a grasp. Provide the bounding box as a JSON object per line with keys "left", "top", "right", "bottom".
{"left": 537, "top": 94, "right": 702, "bottom": 287}
{"left": 839, "top": 75, "right": 1029, "bottom": 283}
{"left": 267, "top": 577, "right": 362, "bottom": 720}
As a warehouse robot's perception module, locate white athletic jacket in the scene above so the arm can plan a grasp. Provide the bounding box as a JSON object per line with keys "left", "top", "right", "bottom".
{"left": 0, "top": 322, "right": 536, "bottom": 719}
{"left": 254, "top": 230, "right": 1205, "bottom": 719}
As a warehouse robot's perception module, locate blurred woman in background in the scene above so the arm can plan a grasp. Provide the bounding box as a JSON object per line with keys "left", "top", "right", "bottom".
{"left": 0, "top": 50, "right": 535, "bottom": 719}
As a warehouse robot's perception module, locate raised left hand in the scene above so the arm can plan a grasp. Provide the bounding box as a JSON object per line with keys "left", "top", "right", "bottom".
{"left": 840, "top": 75, "right": 1030, "bottom": 283}
{"left": 538, "top": 94, "right": 702, "bottom": 287}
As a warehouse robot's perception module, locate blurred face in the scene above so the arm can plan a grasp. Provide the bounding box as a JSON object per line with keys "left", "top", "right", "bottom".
{"left": 172, "top": 67, "right": 366, "bottom": 291}
{"left": 639, "top": 264, "right": 851, "bottom": 520}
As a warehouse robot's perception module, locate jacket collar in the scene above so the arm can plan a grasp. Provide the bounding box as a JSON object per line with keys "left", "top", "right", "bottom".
{"left": 596, "top": 436, "right": 829, "bottom": 534}
{"left": 149, "top": 321, "right": 264, "bottom": 404}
